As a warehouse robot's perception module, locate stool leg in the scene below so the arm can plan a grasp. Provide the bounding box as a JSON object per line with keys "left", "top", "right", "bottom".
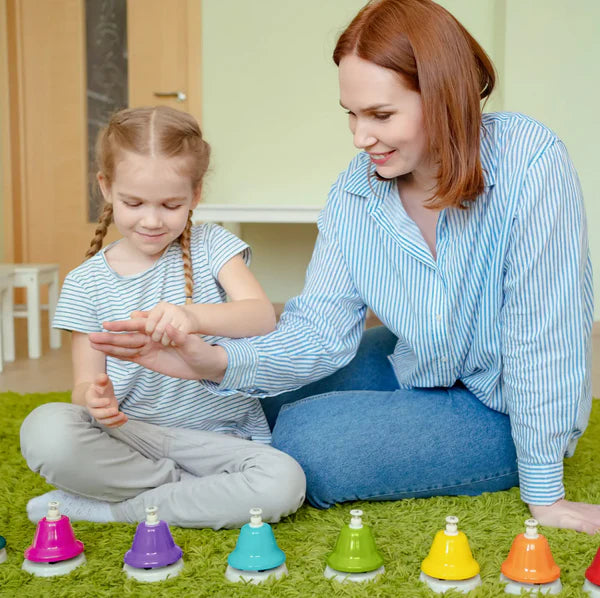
{"left": 1, "top": 283, "right": 15, "bottom": 362}
{"left": 0, "top": 287, "right": 4, "bottom": 372}
{"left": 26, "top": 273, "right": 42, "bottom": 359}
{"left": 48, "top": 270, "right": 61, "bottom": 349}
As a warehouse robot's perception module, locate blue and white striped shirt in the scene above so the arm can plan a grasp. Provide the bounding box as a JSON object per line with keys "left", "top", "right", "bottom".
{"left": 218, "top": 112, "right": 593, "bottom": 505}
{"left": 54, "top": 224, "right": 271, "bottom": 443}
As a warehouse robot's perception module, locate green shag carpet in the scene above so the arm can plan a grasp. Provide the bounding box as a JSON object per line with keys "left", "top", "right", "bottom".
{"left": 1, "top": 393, "right": 600, "bottom": 597}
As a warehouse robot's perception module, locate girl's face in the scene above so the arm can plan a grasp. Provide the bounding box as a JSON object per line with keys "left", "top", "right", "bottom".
{"left": 338, "top": 54, "right": 432, "bottom": 182}
{"left": 98, "top": 150, "right": 200, "bottom": 262}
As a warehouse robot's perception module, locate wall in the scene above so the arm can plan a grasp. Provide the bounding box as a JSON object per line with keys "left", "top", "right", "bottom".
{"left": 502, "top": 0, "right": 600, "bottom": 317}
{"left": 202, "top": 1, "right": 599, "bottom": 312}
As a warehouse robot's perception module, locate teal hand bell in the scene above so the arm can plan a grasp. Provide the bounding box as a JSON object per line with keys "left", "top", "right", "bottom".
{"left": 226, "top": 508, "right": 288, "bottom": 584}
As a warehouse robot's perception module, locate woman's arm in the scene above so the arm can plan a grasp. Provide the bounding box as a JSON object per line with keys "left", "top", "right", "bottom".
{"left": 529, "top": 501, "right": 600, "bottom": 535}
{"left": 89, "top": 321, "right": 229, "bottom": 381}
{"left": 90, "top": 190, "right": 368, "bottom": 392}
{"left": 501, "top": 139, "right": 598, "bottom": 532}
{"left": 216, "top": 203, "right": 368, "bottom": 395}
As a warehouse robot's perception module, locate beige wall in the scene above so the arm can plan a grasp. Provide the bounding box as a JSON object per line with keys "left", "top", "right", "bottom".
{"left": 201, "top": 0, "right": 600, "bottom": 310}
{"left": 201, "top": 0, "right": 363, "bottom": 208}
{"left": 503, "top": 0, "right": 600, "bottom": 317}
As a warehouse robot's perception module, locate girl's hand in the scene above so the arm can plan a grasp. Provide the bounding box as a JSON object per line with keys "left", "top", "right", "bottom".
{"left": 89, "top": 318, "right": 228, "bottom": 382}
{"left": 132, "top": 302, "right": 199, "bottom": 346}
{"left": 85, "top": 373, "right": 128, "bottom": 428}
{"left": 528, "top": 499, "right": 600, "bottom": 534}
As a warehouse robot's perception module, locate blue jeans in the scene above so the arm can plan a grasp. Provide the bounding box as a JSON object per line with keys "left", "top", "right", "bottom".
{"left": 261, "top": 327, "right": 519, "bottom": 509}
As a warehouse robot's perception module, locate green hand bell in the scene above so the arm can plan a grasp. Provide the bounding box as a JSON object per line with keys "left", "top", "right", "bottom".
{"left": 324, "top": 509, "right": 384, "bottom": 583}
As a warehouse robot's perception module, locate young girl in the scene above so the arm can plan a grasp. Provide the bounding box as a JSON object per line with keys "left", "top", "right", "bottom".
{"left": 20, "top": 106, "right": 306, "bottom": 529}
{"left": 91, "top": 2, "right": 599, "bottom": 535}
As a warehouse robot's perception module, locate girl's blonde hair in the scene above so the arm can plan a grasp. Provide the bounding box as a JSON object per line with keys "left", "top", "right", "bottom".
{"left": 86, "top": 106, "right": 210, "bottom": 304}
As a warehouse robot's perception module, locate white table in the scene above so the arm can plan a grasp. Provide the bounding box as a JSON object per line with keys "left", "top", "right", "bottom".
{"left": 193, "top": 204, "right": 322, "bottom": 236}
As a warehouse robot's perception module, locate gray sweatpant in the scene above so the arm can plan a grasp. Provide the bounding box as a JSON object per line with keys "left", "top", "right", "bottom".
{"left": 20, "top": 403, "right": 306, "bottom": 529}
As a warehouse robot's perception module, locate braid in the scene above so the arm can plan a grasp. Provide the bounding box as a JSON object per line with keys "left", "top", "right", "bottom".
{"left": 85, "top": 203, "right": 113, "bottom": 260}
{"left": 179, "top": 210, "right": 194, "bottom": 304}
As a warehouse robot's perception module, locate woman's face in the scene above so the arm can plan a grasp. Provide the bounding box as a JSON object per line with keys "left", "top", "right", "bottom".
{"left": 339, "top": 54, "right": 431, "bottom": 181}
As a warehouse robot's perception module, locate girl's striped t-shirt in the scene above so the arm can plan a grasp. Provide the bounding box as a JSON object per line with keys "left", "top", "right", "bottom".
{"left": 54, "top": 223, "right": 271, "bottom": 443}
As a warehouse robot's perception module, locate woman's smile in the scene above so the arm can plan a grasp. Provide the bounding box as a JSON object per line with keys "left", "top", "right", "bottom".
{"left": 368, "top": 150, "right": 396, "bottom": 165}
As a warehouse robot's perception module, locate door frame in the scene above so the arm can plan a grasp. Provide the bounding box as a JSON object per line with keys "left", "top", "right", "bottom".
{"left": 1, "top": 0, "right": 14, "bottom": 262}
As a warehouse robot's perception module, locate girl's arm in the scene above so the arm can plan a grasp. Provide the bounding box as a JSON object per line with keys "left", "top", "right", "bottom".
{"left": 71, "top": 331, "right": 128, "bottom": 427}
{"left": 187, "top": 253, "right": 276, "bottom": 337}
{"left": 71, "top": 331, "right": 106, "bottom": 405}
{"left": 140, "top": 254, "right": 276, "bottom": 344}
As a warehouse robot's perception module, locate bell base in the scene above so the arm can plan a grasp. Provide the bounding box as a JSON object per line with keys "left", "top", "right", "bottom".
{"left": 123, "top": 557, "right": 184, "bottom": 582}
{"left": 420, "top": 571, "right": 482, "bottom": 594}
{"left": 500, "top": 573, "right": 562, "bottom": 595}
{"left": 583, "top": 579, "right": 600, "bottom": 597}
{"left": 225, "top": 563, "right": 288, "bottom": 584}
{"left": 22, "top": 552, "right": 86, "bottom": 577}
{"left": 0, "top": 547, "right": 6, "bottom": 564}
{"left": 324, "top": 564, "right": 385, "bottom": 583}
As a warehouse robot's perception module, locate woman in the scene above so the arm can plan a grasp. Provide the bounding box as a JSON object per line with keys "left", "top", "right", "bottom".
{"left": 89, "top": 0, "right": 599, "bottom": 533}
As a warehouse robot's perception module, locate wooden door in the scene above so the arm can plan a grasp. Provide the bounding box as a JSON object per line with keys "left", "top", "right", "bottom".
{"left": 127, "top": 0, "right": 202, "bottom": 111}
{"left": 3, "top": 0, "right": 202, "bottom": 280}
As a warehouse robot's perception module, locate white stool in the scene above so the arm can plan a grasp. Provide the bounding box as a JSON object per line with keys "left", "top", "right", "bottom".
{"left": 0, "top": 264, "right": 61, "bottom": 359}
{"left": 0, "top": 271, "right": 15, "bottom": 372}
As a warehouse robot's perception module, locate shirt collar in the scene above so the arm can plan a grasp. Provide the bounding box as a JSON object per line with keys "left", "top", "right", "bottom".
{"left": 343, "top": 153, "right": 392, "bottom": 200}
{"left": 480, "top": 119, "right": 497, "bottom": 188}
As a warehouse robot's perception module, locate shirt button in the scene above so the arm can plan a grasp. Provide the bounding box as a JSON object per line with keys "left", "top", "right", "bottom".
{"left": 441, "top": 356, "right": 448, "bottom": 363}
{"left": 435, "top": 314, "right": 442, "bottom": 322}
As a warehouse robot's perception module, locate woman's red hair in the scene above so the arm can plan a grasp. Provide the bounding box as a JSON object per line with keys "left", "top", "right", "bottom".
{"left": 334, "top": 0, "right": 496, "bottom": 208}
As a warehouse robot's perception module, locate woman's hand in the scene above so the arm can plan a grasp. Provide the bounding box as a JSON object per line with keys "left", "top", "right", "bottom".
{"left": 528, "top": 499, "right": 600, "bottom": 534}
{"left": 132, "top": 303, "right": 199, "bottom": 346}
{"left": 88, "top": 317, "right": 228, "bottom": 382}
{"left": 85, "top": 373, "right": 128, "bottom": 428}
